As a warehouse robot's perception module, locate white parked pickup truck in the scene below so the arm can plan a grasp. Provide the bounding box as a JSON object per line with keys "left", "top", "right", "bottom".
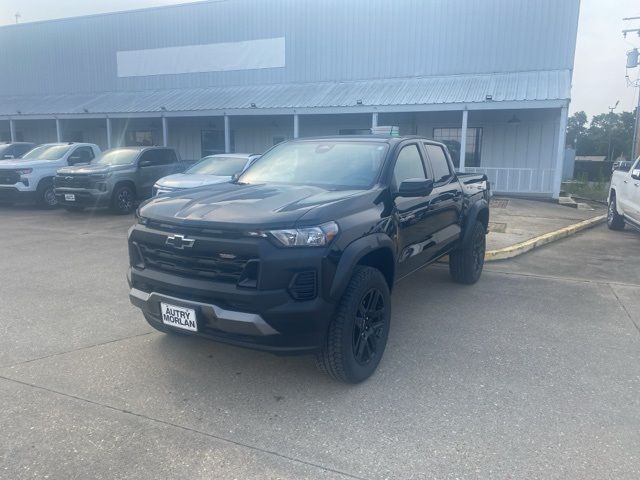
{"left": 0, "top": 142, "right": 101, "bottom": 208}
{"left": 608, "top": 156, "right": 640, "bottom": 231}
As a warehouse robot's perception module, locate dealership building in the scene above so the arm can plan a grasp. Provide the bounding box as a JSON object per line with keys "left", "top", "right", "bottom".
{"left": 0, "top": 0, "right": 580, "bottom": 198}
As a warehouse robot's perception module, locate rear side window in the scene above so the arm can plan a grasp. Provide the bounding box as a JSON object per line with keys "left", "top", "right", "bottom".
{"left": 424, "top": 144, "right": 452, "bottom": 183}
{"left": 140, "top": 149, "right": 177, "bottom": 166}
{"left": 393, "top": 144, "right": 426, "bottom": 187}
{"left": 72, "top": 146, "right": 95, "bottom": 163}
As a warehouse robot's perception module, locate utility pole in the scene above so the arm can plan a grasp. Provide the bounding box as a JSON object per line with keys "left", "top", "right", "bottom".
{"left": 607, "top": 101, "right": 619, "bottom": 162}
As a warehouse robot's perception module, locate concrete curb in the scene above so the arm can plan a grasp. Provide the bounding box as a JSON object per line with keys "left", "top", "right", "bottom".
{"left": 485, "top": 214, "right": 607, "bottom": 261}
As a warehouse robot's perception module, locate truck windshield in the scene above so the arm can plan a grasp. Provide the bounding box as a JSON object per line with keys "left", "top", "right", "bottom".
{"left": 92, "top": 148, "right": 140, "bottom": 166}
{"left": 21, "top": 145, "right": 71, "bottom": 161}
{"left": 187, "top": 156, "right": 249, "bottom": 176}
{"left": 239, "top": 141, "right": 387, "bottom": 188}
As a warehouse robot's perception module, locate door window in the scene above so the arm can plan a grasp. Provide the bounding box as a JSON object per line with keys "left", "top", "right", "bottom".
{"left": 393, "top": 144, "right": 426, "bottom": 188}
{"left": 68, "top": 146, "right": 94, "bottom": 165}
{"left": 424, "top": 144, "right": 453, "bottom": 184}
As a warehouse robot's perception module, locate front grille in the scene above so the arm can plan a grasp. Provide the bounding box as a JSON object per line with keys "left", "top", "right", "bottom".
{"left": 54, "top": 174, "right": 91, "bottom": 188}
{"left": 0, "top": 170, "right": 20, "bottom": 185}
{"left": 136, "top": 242, "right": 257, "bottom": 285}
{"left": 288, "top": 270, "right": 317, "bottom": 301}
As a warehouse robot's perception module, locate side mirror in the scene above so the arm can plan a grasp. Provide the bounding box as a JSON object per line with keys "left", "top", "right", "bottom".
{"left": 231, "top": 172, "right": 241, "bottom": 182}
{"left": 139, "top": 159, "right": 153, "bottom": 168}
{"left": 397, "top": 178, "right": 434, "bottom": 197}
{"left": 632, "top": 169, "right": 640, "bottom": 180}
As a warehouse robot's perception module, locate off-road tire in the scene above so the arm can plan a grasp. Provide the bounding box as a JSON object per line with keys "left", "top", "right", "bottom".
{"left": 449, "top": 220, "right": 486, "bottom": 285}
{"left": 607, "top": 193, "right": 625, "bottom": 231}
{"left": 315, "top": 266, "right": 391, "bottom": 384}
{"left": 35, "top": 179, "right": 58, "bottom": 209}
{"left": 110, "top": 184, "right": 136, "bottom": 215}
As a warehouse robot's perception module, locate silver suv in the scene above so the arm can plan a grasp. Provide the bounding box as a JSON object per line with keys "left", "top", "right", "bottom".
{"left": 54, "top": 146, "right": 183, "bottom": 214}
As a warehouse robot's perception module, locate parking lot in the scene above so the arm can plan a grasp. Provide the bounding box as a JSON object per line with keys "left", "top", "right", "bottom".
{"left": 1, "top": 205, "right": 639, "bottom": 480}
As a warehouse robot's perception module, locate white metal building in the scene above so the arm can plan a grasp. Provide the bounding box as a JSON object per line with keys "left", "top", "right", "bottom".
{"left": 0, "top": 0, "right": 580, "bottom": 198}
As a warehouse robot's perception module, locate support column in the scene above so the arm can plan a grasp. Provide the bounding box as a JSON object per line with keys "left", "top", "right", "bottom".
{"left": 161, "top": 116, "right": 168, "bottom": 147}
{"left": 459, "top": 109, "right": 468, "bottom": 172}
{"left": 552, "top": 104, "right": 569, "bottom": 199}
{"left": 106, "top": 117, "right": 112, "bottom": 149}
{"left": 372, "top": 112, "right": 378, "bottom": 128}
{"left": 224, "top": 114, "right": 231, "bottom": 153}
{"left": 55, "top": 118, "right": 62, "bottom": 142}
{"left": 293, "top": 113, "right": 299, "bottom": 139}
{"left": 9, "top": 119, "right": 16, "bottom": 142}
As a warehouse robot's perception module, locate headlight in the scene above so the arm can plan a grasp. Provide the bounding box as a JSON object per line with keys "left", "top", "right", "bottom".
{"left": 16, "top": 168, "right": 32, "bottom": 175}
{"left": 90, "top": 172, "right": 112, "bottom": 180}
{"left": 269, "top": 222, "right": 339, "bottom": 247}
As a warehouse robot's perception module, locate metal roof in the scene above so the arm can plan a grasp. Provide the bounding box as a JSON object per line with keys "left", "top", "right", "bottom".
{"left": 0, "top": 70, "right": 570, "bottom": 118}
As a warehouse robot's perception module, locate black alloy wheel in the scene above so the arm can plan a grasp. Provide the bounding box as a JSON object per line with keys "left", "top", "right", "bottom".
{"left": 353, "top": 288, "right": 386, "bottom": 365}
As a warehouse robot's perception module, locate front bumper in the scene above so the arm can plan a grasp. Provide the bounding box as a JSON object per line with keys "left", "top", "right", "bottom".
{"left": 0, "top": 186, "right": 35, "bottom": 202}
{"left": 54, "top": 187, "right": 111, "bottom": 207}
{"left": 128, "top": 264, "right": 336, "bottom": 355}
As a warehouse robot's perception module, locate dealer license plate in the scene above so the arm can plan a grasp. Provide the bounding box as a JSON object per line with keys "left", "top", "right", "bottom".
{"left": 64, "top": 193, "right": 76, "bottom": 201}
{"left": 161, "top": 302, "right": 197, "bottom": 332}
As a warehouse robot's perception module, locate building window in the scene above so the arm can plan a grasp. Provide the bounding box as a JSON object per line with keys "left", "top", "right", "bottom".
{"left": 126, "top": 130, "right": 153, "bottom": 146}
{"left": 201, "top": 130, "right": 234, "bottom": 156}
{"left": 432, "top": 127, "right": 483, "bottom": 168}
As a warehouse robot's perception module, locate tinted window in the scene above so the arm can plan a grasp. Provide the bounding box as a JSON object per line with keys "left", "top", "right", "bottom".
{"left": 424, "top": 144, "right": 452, "bottom": 183}
{"left": 240, "top": 141, "right": 387, "bottom": 189}
{"left": 139, "top": 149, "right": 176, "bottom": 166}
{"left": 71, "top": 146, "right": 95, "bottom": 163}
{"left": 393, "top": 144, "right": 426, "bottom": 187}
{"left": 15, "top": 144, "right": 35, "bottom": 157}
{"left": 433, "top": 127, "right": 483, "bottom": 168}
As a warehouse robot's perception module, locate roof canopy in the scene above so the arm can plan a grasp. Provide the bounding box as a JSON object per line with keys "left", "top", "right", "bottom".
{"left": 0, "top": 70, "right": 570, "bottom": 118}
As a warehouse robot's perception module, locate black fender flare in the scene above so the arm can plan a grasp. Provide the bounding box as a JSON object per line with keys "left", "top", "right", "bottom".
{"left": 461, "top": 199, "right": 489, "bottom": 247}
{"left": 329, "top": 233, "right": 396, "bottom": 301}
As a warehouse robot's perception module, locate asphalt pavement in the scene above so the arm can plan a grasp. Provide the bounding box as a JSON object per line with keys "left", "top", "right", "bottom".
{"left": 1, "top": 205, "right": 639, "bottom": 480}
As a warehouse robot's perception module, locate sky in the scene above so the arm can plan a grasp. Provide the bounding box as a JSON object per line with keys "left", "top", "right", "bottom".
{"left": 0, "top": 0, "right": 639, "bottom": 118}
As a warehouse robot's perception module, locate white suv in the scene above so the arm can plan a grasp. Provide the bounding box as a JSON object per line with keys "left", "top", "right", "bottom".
{"left": 0, "top": 143, "right": 101, "bottom": 208}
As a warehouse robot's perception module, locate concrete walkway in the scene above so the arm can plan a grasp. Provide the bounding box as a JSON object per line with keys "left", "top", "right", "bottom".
{"left": 487, "top": 197, "right": 606, "bottom": 252}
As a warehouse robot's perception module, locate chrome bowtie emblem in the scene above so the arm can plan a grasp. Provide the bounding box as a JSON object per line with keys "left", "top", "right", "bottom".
{"left": 165, "top": 234, "right": 195, "bottom": 250}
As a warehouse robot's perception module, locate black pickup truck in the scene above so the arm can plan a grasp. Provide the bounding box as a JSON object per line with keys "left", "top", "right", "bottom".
{"left": 128, "top": 136, "right": 490, "bottom": 383}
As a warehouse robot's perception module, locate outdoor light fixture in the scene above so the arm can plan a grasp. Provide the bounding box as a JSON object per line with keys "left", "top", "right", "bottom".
{"left": 356, "top": 99, "right": 363, "bottom": 105}
{"left": 16, "top": 110, "right": 21, "bottom": 115}
{"left": 508, "top": 114, "right": 521, "bottom": 124}
{"left": 485, "top": 94, "right": 493, "bottom": 101}
{"left": 160, "top": 106, "right": 167, "bottom": 111}
{"left": 250, "top": 102, "right": 257, "bottom": 108}
{"left": 83, "top": 108, "right": 89, "bottom": 113}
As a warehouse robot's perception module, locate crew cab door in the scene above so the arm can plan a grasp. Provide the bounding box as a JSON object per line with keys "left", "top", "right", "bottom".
{"left": 67, "top": 146, "right": 95, "bottom": 166}
{"left": 136, "top": 149, "right": 179, "bottom": 198}
{"left": 422, "top": 142, "right": 464, "bottom": 248}
{"left": 618, "top": 158, "right": 639, "bottom": 219}
{"left": 626, "top": 160, "right": 640, "bottom": 223}
{"left": 392, "top": 142, "right": 456, "bottom": 278}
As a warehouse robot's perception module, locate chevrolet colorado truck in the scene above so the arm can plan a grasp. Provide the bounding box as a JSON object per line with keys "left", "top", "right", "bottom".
{"left": 0, "top": 142, "right": 100, "bottom": 208}
{"left": 55, "top": 146, "right": 183, "bottom": 214}
{"left": 608, "top": 156, "right": 640, "bottom": 231}
{"left": 128, "top": 136, "right": 490, "bottom": 383}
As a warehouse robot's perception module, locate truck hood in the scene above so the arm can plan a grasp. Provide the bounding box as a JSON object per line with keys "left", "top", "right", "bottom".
{"left": 57, "top": 163, "right": 130, "bottom": 175}
{"left": 155, "top": 173, "right": 231, "bottom": 189}
{"left": 139, "top": 182, "right": 374, "bottom": 229}
{"left": 0, "top": 159, "right": 60, "bottom": 169}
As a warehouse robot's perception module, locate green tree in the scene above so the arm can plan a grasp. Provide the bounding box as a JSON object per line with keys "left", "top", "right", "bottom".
{"left": 567, "top": 110, "right": 636, "bottom": 160}
{"left": 566, "top": 111, "right": 587, "bottom": 149}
